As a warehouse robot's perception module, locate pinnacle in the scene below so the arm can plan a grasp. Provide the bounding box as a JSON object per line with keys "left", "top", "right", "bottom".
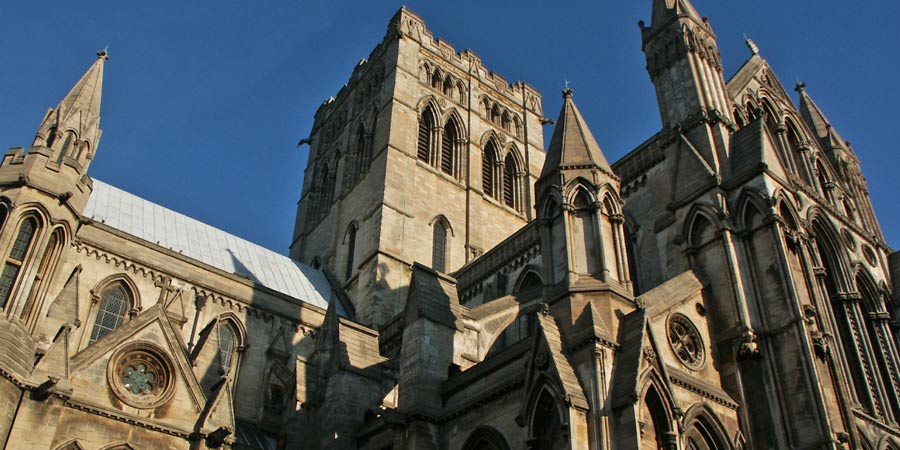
{"left": 540, "top": 89, "right": 612, "bottom": 179}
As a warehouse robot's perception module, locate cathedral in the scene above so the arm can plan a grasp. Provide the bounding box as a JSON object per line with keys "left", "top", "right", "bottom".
{"left": 1, "top": 0, "right": 898, "bottom": 449}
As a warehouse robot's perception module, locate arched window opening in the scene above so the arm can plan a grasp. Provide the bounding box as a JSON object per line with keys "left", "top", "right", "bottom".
{"left": 815, "top": 160, "right": 834, "bottom": 204}
{"left": 218, "top": 322, "right": 237, "bottom": 375}
{"left": 843, "top": 198, "right": 856, "bottom": 223}
{"left": 814, "top": 225, "right": 875, "bottom": 413}
{"left": 22, "top": 228, "right": 64, "bottom": 324}
{"left": 461, "top": 427, "right": 510, "bottom": 450}
{"left": 457, "top": 82, "right": 466, "bottom": 104}
{"left": 571, "top": 191, "right": 599, "bottom": 274}
{"left": 689, "top": 215, "right": 715, "bottom": 249}
{"left": 441, "top": 118, "right": 458, "bottom": 177}
{"left": 418, "top": 106, "right": 436, "bottom": 163}
{"left": 0, "top": 217, "right": 39, "bottom": 309}
{"left": 345, "top": 224, "right": 357, "bottom": 280}
{"left": 502, "top": 153, "right": 518, "bottom": 210}
{"left": 625, "top": 224, "right": 641, "bottom": 295}
{"left": 733, "top": 109, "right": 745, "bottom": 128}
{"left": 431, "top": 70, "right": 442, "bottom": 89}
{"left": 89, "top": 283, "right": 132, "bottom": 344}
{"left": 501, "top": 111, "right": 511, "bottom": 131}
{"left": 491, "top": 105, "right": 501, "bottom": 125}
{"left": 353, "top": 126, "right": 366, "bottom": 182}
{"left": 514, "top": 116, "right": 523, "bottom": 137}
{"left": 443, "top": 76, "right": 454, "bottom": 96}
{"left": 58, "top": 132, "right": 76, "bottom": 163}
{"left": 488, "top": 312, "right": 535, "bottom": 356}
{"left": 761, "top": 99, "right": 779, "bottom": 132}
{"left": 516, "top": 271, "right": 543, "bottom": 297}
{"left": 684, "top": 417, "right": 726, "bottom": 450}
{"left": 746, "top": 102, "right": 759, "bottom": 122}
{"left": 432, "top": 219, "right": 448, "bottom": 273}
{"left": 642, "top": 385, "right": 672, "bottom": 450}
{"left": 531, "top": 390, "right": 566, "bottom": 450}
{"left": 483, "top": 142, "right": 498, "bottom": 198}
{"left": 45, "top": 127, "right": 58, "bottom": 148}
{"left": 857, "top": 275, "right": 900, "bottom": 419}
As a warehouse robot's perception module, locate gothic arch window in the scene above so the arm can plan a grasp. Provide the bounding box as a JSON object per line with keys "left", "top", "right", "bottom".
{"left": 483, "top": 140, "right": 500, "bottom": 199}
{"left": 0, "top": 216, "right": 40, "bottom": 309}
{"left": 733, "top": 108, "right": 745, "bottom": 128}
{"left": 688, "top": 213, "right": 716, "bottom": 249}
{"left": 431, "top": 69, "right": 443, "bottom": 90}
{"left": 812, "top": 219, "right": 877, "bottom": 413}
{"left": 856, "top": 273, "right": 900, "bottom": 419}
{"left": 684, "top": 416, "right": 728, "bottom": 450}
{"left": 443, "top": 75, "right": 454, "bottom": 96}
{"left": 502, "top": 151, "right": 521, "bottom": 211}
{"left": 441, "top": 116, "right": 461, "bottom": 178}
{"left": 530, "top": 389, "right": 566, "bottom": 450}
{"left": 491, "top": 104, "right": 501, "bottom": 125}
{"left": 815, "top": 159, "right": 836, "bottom": 204}
{"left": 22, "top": 227, "right": 65, "bottom": 327}
{"left": 501, "top": 111, "right": 512, "bottom": 131}
{"left": 217, "top": 319, "right": 240, "bottom": 376}
{"left": 418, "top": 105, "right": 437, "bottom": 164}
{"left": 570, "top": 190, "right": 600, "bottom": 274}
{"left": 513, "top": 116, "right": 523, "bottom": 138}
{"left": 760, "top": 98, "right": 780, "bottom": 131}
{"left": 641, "top": 384, "right": 673, "bottom": 450}
{"left": 488, "top": 312, "right": 535, "bottom": 356}
{"left": 456, "top": 81, "right": 467, "bottom": 104}
{"left": 344, "top": 222, "right": 357, "bottom": 280}
{"left": 432, "top": 217, "right": 449, "bottom": 273}
{"left": 514, "top": 270, "right": 542, "bottom": 297}
{"left": 843, "top": 198, "right": 857, "bottom": 223}
{"left": 785, "top": 121, "right": 808, "bottom": 182}
{"left": 45, "top": 127, "right": 58, "bottom": 148}
{"left": 461, "top": 427, "right": 511, "bottom": 450}
{"left": 59, "top": 131, "right": 76, "bottom": 163}
{"left": 745, "top": 102, "right": 759, "bottom": 122}
{"left": 89, "top": 281, "right": 135, "bottom": 344}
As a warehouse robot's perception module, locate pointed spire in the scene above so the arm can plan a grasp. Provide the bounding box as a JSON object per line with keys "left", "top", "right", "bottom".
{"left": 540, "top": 89, "right": 612, "bottom": 179}
{"left": 651, "top": 0, "right": 702, "bottom": 29}
{"left": 796, "top": 83, "right": 847, "bottom": 149}
{"left": 35, "top": 49, "right": 107, "bottom": 154}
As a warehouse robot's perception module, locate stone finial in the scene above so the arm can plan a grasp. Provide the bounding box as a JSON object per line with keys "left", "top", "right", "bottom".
{"left": 744, "top": 36, "right": 759, "bottom": 55}
{"left": 562, "top": 87, "right": 573, "bottom": 99}
{"left": 97, "top": 47, "right": 110, "bottom": 60}
{"left": 795, "top": 81, "right": 806, "bottom": 93}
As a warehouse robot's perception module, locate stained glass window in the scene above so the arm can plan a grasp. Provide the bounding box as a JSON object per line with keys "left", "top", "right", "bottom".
{"left": 0, "top": 218, "right": 37, "bottom": 308}
{"left": 218, "top": 323, "right": 235, "bottom": 374}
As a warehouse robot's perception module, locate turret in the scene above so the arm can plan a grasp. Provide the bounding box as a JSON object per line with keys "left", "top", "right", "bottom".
{"left": 535, "top": 89, "right": 630, "bottom": 292}
{"left": 32, "top": 49, "right": 107, "bottom": 174}
{"left": 0, "top": 50, "right": 107, "bottom": 214}
{"left": 640, "top": 0, "right": 731, "bottom": 129}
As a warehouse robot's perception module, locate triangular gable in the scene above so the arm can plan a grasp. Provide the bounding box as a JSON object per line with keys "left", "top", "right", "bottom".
{"left": 70, "top": 304, "right": 207, "bottom": 415}
{"left": 726, "top": 54, "right": 793, "bottom": 107}
{"left": 45, "top": 265, "right": 82, "bottom": 327}
{"left": 728, "top": 117, "right": 788, "bottom": 183}
{"left": 609, "top": 308, "right": 677, "bottom": 410}
{"left": 518, "top": 310, "right": 589, "bottom": 423}
{"left": 670, "top": 134, "right": 716, "bottom": 206}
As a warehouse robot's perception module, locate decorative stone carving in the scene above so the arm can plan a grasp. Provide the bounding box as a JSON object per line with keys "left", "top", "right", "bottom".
{"left": 667, "top": 314, "right": 704, "bottom": 369}
{"left": 107, "top": 342, "right": 175, "bottom": 409}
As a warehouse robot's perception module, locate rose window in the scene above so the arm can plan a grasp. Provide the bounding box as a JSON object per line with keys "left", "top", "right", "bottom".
{"left": 108, "top": 343, "right": 175, "bottom": 409}
{"left": 667, "top": 314, "right": 705, "bottom": 369}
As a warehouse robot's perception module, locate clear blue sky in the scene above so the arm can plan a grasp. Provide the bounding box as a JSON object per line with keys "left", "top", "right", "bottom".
{"left": 1, "top": 1, "right": 898, "bottom": 253}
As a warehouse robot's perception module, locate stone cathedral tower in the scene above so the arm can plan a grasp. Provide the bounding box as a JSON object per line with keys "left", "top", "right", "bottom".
{"left": 1, "top": 1, "right": 898, "bottom": 449}
{"left": 289, "top": 8, "right": 546, "bottom": 327}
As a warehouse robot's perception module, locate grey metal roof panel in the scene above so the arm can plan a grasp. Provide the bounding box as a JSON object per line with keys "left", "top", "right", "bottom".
{"left": 84, "top": 179, "right": 331, "bottom": 310}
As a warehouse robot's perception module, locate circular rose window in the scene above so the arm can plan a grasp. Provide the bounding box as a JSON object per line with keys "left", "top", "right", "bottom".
{"left": 667, "top": 314, "right": 705, "bottom": 369}
{"left": 108, "top": 343, "right": 175, "bottom": 409}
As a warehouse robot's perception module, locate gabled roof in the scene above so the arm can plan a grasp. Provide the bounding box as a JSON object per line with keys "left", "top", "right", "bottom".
{"left": 540, "top": 89, "right": 612, "bottom": 179}
{"left": 83, "top": 179, "right": 331, "bottom": 310}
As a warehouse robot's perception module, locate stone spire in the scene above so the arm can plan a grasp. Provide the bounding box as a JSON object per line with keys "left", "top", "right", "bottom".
{"left": 33, "top": 49, "right": 107, "bottom": 159}
{"left": 539, "top": 88, "right": 613, "bottom": 179}
{"left": 796, "top": 82, "right": 849, "bottom": 153}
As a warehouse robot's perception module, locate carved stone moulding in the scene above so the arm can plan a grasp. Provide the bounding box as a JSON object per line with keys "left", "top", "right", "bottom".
{"left": 107, "top": 342, "right": 176, "bottom": 409}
